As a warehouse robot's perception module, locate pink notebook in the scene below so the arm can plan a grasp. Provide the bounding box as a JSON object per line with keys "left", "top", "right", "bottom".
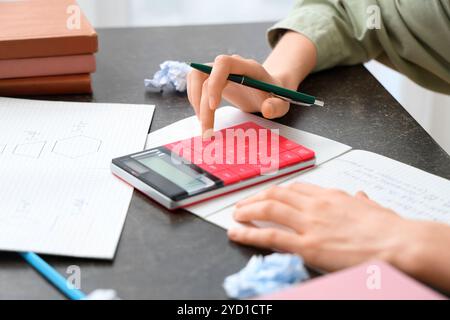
{"left": 257, "top": 261, "right": 446, "bottom": 300}
{"left": 0, "top": 54, "right": 96, "bottom": 79}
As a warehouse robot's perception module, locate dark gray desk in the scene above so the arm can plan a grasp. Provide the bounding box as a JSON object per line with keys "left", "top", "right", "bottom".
{"left": 1, "top": 23, "right": 449, "bottom": 299}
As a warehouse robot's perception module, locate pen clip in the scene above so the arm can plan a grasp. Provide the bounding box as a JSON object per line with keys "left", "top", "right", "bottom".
{"left": 270, "top": 93, "right": 314, "bottom": 107}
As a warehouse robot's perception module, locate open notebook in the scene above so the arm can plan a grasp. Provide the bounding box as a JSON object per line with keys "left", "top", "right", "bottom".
{"left": 146, "top": 106, "right": 450, "bottom": 228}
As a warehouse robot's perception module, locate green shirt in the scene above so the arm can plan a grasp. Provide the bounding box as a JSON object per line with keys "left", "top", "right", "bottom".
{"left": 268, "top": 0, "right": 450, "bottom": 94}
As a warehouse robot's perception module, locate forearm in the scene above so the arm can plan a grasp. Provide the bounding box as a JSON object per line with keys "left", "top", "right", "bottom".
{"left": 263, "top": 31, "right": 317, "bottom": 90}
{"left": 393, "top": 220, "right": 450, "bottom": 294}
{"left": 268, "top": 0, "right": 450, "bottom": 94}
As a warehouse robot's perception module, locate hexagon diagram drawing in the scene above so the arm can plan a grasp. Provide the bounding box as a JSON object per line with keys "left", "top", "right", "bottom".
{"left": 52, "top": 135, "right": 102, "bottom": 159}
{"left": 13, "top": 141, "right": 46, "bottom": 158}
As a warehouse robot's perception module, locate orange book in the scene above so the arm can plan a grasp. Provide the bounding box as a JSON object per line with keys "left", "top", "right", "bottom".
{"left": 0, "top": 54, "right": 96, "bottom": 79}
{"left": 0, "top": 74, "right": 92, "bottom": 96}
{"left": 0, "top": 0, "right": 98, "bottom": 60}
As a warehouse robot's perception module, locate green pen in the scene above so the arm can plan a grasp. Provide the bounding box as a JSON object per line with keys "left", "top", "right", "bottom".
{"left": 190, "top": 62, "right": 324, "bottom": 107}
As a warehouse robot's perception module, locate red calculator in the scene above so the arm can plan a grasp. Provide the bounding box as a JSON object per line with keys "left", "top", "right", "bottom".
{"left": 111, "top": 122, "right": 315, "bottom": 209}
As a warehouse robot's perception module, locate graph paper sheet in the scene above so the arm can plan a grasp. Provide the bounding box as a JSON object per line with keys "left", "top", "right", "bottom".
{"left": 0, "top": 97, "right": 154, "bottom": 259}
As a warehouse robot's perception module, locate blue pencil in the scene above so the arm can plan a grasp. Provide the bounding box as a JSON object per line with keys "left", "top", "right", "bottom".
{"left": 19, "top": 252, "right": 86, "bottom": 300}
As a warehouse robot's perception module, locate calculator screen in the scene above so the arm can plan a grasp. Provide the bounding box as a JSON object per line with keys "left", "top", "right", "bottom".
{"left": 137, "top": 154, "right": 209, "bottom": 193}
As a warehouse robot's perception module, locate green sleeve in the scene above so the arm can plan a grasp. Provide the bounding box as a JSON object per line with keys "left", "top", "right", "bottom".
{"left": 268, "top": 0, "right": 450, "bottom": 94}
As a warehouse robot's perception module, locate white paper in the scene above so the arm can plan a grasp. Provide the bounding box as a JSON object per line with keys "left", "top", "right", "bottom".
{"left": 0, "top": 97, "right": 154, "bottom": 259}
{"left": 146, "top": 106, "right": 352, "bottom": 217}
{"left": 206, "top": 205, "right": 246, "bottom": 230}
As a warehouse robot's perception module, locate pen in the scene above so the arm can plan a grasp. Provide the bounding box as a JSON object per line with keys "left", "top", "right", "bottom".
{"left": 19, "top": 252, "right": 86, "bottom": 300}
{"left": 190, "top": 62, "right": 324, "bottom": 107}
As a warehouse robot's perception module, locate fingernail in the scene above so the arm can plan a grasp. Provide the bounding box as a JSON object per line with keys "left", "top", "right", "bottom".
{"left": 265, "top": 101, "right": 274, "bottom": 118}
{"left": 228, "top": 228, "right": 238, "bottom": 238}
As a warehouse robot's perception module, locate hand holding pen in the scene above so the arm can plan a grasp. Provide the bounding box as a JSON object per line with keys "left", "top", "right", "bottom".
{"left": 186, "top": 32, "right": 321, "bottom": 137}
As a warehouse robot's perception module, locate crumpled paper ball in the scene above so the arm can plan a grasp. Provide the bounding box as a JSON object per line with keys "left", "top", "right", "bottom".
{"left": 223, "top": 253, "right": 310, "bottom": 299}
{"left": 144, "top": 60, "right": 191, "bottom": 92}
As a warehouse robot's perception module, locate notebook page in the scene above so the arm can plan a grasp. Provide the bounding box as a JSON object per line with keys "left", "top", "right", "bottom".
{"left": 0, "top": 97, "right": 154, "bottom": 258}
{"left": 288, "top": 150, "right": 450, "bottom": 224}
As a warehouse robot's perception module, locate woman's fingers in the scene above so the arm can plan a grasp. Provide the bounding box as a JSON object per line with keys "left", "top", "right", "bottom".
{"left": 236, "top": 186, "right": 311, "bottom": 211}
{"left": 355, "top": 191, "right": 369, "bottom": 199}
{"left": 355, "top": 190, "right": 388, "bottom": 210}
{"left": 187, "top": 72, "right": 194, "bottom": 113}
{"left": 355, "top": 191, "right": 376, "bottom": 206}
{"left": 260, "top": 96, "right": 290, "bottom": 119}
{"left": 187, "top": 69, "right": 208, "bottom": 118}
{"left": 207, "top": 55, "right": 235, "bottom": 111}
{"left": 207, "top": 55, "right": 271, "bottom": 112}
{"left": 234, "top": 200, "right": 306, "bottom": 233}
{"left": 228, "top": 227, "right": 302, "bottom": 253}
{"left": 287, "top": 183, "right": 329, "bottom": 196}
{"left": 190, "top": 54, "right": 291, "bottom": 134}
{"left": 199, "top": 79, "right": 215, "bottom": 138}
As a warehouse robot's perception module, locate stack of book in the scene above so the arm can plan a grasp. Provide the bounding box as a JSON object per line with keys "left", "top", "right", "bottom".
{"left": 0, "top": 0, "right": 98, "bottom": 96}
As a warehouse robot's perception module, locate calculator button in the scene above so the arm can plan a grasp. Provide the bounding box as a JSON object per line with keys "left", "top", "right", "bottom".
{"left": 257, "top": 132, "right": 279, "bottom": 156}
{"left": 278, "top": 151, "right": 302, "bottom": 168}
{"left": 164, "top": 141, "right": 183, "bottom": 151}
{"left": 258, "top": 151, "right": 300, "bottom": 171}
{"left": 225, "top": 150, "right": 254, "bottom": 166}
{"left": 257, "top": 157, "right": 279, "bottom": 175}
{"left": 197, "top": 162, "right": 225, "bottom": 174}
{"left": 195, "top": 141, "right": 226, "bottom": 161}
{"left": 257, "top": 143, "right": 279, "bottom": 161}
{"left": 224, "top": 148, "right": 236, "bottom": 163}
{"left": 176, "top": 147, "right": 196, "bottom": 163}
{"left": 279, "top": 137, "right": 301, "bottom": 151}
{"left": 228, "top": 121, "right": 265, "bottom": 131}
{"left": 179, "top": 137, "right": 196, "bottom": 149}
{"left": 213, "top": 170, "right": 241, "bottom": 185}
{"left": 228, "top": 165, "right": 259, "bottom": 180}
{"left": 190, "top": 151, "right": 204, "bottom": 165}
{"left": 202, "top": 148, "right": 224, "bottom": 165}
{"left": 236, "top": 152, "right": 251, "bottom": 165}
{"left": 164, "top": 143, "right": 183, "bottom": 156}
{"left": 191, "top": 135, "right": 217, "bottom": 152}
{"left": 169, "top": 146, "right": 201, "bottom": 164}
{"left": 291, "top": 146, "right": 315, "bottom": 161}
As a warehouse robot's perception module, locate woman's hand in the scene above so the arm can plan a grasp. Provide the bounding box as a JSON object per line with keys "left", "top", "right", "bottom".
{"left": 187, "top": 31, "right": 318, "bottom": 137}
{"left": 228, "top": 183, "right": 421, "bottom": 273}
{"left": 187, "top": 55, "right": 290, "bottom": 137}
